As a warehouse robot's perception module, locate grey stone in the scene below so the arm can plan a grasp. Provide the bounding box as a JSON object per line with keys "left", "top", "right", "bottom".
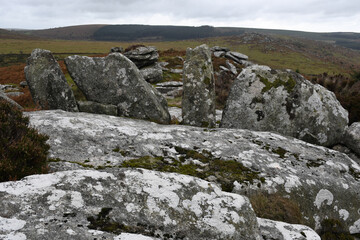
{"left": 77, "top": 101, "right": 118, "bottom": 116}
{"left": 213, "top": 51, "right": 226, "bottom": 58}
{"left": 0, "top": 90, "right": 23, "bottom": 110}
{"left": 182, "top": 44, "right": 216, "bottom": 127}
{"left": 170, "top": 68, "right": 183, "bottom": 74}
{"left": 344, "top": 122, "right": 360, "bottom": 156}
{"left": 124, "top": 46, "right": 159, "bottom": 68}
{"left": 220, "top": 65, "right": 349, "bottom": 147}
{"left": 24, "top": 49, "right": 79, "bottom": 112}
{"left": 65, "top": 53, "right": 170, "bottom": 124}
{"left": 110, "top": 46, "right": 124, "bottom": 53}
{"left": 226, "top": 60, "right": 238, "bottom": 75}
{"left": 156, "top": 81, "right": 183, "bottom": 87}
{"left": 5, "top": 91, "right": 24, "bottom": 98}
{"left": 20, "top": 81, "right": 27, "bottom": 88}
{"left": 27, "top": 110, "right": 360, "bottom": 232}
{"left": 0, "top": 168, "right": 261, "bottom": 240}
{"left": 211, "top": 46, "right": 230, "bottom": 52}
{"left": 156, "top": 86, "right": 183, "bottom": 98}
{"left": 225, "top": 51, "right": 249, "bottom": 63}
{"left": 257, "top": 218, "right": 320, "bottom": 240}
{"left": 140, "top": 63, "right": 163, "bottom": 83}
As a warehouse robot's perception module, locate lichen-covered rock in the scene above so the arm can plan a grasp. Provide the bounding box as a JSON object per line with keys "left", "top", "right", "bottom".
{"left": 0, "top": 169, "right": 261, "bottom": 240}
{"left": 258, "top": 218, "right": 320, "bottom": 240}
{"left": 27, "top": 110, "right": 360, "bottom": 232}
{"left": 344, "top": 122, "right": 360, "bottom": 157}
{"left": 24, "top": 49, "right": 79, "bottom": 112}
{"left": 77, "top": 101, "right": 118, "bottom": 116}
{"left": 65, "top": 53, "right": 170, "bottom": 124}
{"left": 221, "top": 65, "right": 349, "bottom": 147}
{"left": 182, "top": 44, "right": 216, "bottom": 127}
{"left": 124, "top": 46, "right": 159, "bottom": 68}
{"left": 140, "top": 63, "right": 163, "bottom": 83}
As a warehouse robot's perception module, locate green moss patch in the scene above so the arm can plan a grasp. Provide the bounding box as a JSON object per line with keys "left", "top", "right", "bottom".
{"left": 258, "top": 74, "right": 296, "bottom": 93}
{"left": 122, "top": 146, "right": 263, "bottom": 192}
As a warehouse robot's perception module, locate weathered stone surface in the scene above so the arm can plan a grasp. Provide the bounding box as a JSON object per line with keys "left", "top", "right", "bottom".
{"left": 210, "top": 46, "right": 230, "bottom": 52}
{"left": 182, "top": 44, "right": 216, "bottom": 127}
{"left": 344, "top": 122, "right": 360, "bottom": 156}
{"left": 257, "top": 218, "right": 320, "bottom": 240}
{"left": 110, "top": 46, "right": 124, "bottom": 53}
{"left": 221, "top": 65, "right": 349, "bottom": 147}
{"left": 225, "top": 51, "right": 249, "bottom": 63}
{"left": 124, "top": 46, "right": 159, "bottom": 68}
{"left": 65, "top": 53, "right": 170, "bottom": 124}
{"left": 0, "top": 90, "right": 23, "bottom": 109}
{"left": 226, "top": 60, "right": 237, "bottom": 75}
{"left": 77, "top": 101, "right": 118, "bottom": 116}
{"left": 213, "top": 51, "right": 226, "bottom": 58}
{"left": 140, "top": 63, "right": 163, "bottom": 83}
{"left": 0, "top": 168, "right": 261, "bottom": 240}
{"left": 24, "top": 49, "right": 79, "bottom": 112}
{"left": 27, "top": 110, "right": 360, "bottom": 232}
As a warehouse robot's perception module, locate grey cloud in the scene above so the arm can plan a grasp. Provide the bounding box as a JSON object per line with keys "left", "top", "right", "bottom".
{"left": 0, "top": 0, "right": 359, "bottom": 32}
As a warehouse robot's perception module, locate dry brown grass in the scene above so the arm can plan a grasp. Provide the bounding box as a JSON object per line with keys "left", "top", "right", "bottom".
{"left": 250, "top": 192, "right": 303, "bottom": 224}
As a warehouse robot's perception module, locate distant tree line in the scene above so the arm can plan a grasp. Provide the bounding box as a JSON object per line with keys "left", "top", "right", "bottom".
{"left": 93, "top": 25, "right": 244, "bottom": 41}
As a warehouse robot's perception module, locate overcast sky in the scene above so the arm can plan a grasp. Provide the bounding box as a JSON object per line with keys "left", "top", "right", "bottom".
{"left": 0, "top": 0, "right": 359, "bottom": 32}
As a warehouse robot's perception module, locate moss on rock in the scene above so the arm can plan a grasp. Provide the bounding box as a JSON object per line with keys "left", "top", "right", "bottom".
{"left": 121, "top": 146, "right": 263, "bottom": 192}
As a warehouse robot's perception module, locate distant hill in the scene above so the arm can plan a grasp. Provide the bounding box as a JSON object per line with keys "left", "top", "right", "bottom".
{"left": 18, "top": 25, "right": 107, "bottom": 40}
{"left": 0, "top": 28, "right": 38, "bottom": 40}
{"left": 13, "top": 24, "right": 360, "bottom": 51}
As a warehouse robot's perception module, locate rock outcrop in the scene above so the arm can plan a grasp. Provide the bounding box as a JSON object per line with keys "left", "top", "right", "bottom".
{"left": 124, "top": 46, "right": 163, "bottom": 83}
{"left": 27, "top": 110, "right": 360, "bottom": 233}
{"left": 344, "top": 122, "right": 360, "bottom": 156}
{"left": 182, "top": 44, "right": 216, "bottom": 127}
{"left": 65, "top": 53, "right": 170, "bottom": 124}
{"left": 139, "top": 63, "right": 163, "bottom": 83}
{"left": 124, "top": 46, "right": 159, "bottom": 68}
{"left": 0, "top": 168, "right": 261, "bottom": 240}
{"left": 220, "top": 65, "right": 349, "bottom": 147}
{"left": 24, "top": 49, "right": 79, "bottom": 112}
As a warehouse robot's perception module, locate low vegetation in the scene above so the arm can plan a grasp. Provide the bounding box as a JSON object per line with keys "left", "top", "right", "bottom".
{"left": 0, "top": 100, "right": 49, "bottom": 182}
{"left": 249, "top": 192, "right": 303, "bottom": 224}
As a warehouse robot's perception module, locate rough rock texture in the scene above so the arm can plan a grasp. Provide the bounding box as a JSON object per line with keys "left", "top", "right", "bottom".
{"left": 0, "top": 169, "right": 261, "bottom": 240}
{"left": 77, "top": 101, "right": 118, "bottom": 116}
{"left": 0, "top": 90, "right": 23, "bottom": 109}
{"left": 182, "top": 44, "right": 216, "bottom": 127}
{"left": 140, "top": 63, "right": 163, "bottom": 83}
{"left": 65, "top": 53, "right": 170, "bottom": 124}
{"left": 221, "top": 65, "right": 349, "bottom": 147}
{"left": 257, "top": 218, "right": 320, "bottom": 240}
{"left": 28, "top": 110, "right": 360, "bottom": 232}
{"left": 24, "top": 49, "right": 79, "bottom": 112}
{"left": 124, "top": 46, "right": 159, "bottom": 68}
{"left": 225, "top": 51, "right": 249, "bottom": 63}
{"left": 344, "top": 122, "right": 360, "bottom": 156}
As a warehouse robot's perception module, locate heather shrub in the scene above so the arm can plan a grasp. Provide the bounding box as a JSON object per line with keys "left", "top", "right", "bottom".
{"left": 250, "top": 192, "right": 303, "bottom": 224}
{"left": 0, "top": 100, "right": 50, "bottom": 182}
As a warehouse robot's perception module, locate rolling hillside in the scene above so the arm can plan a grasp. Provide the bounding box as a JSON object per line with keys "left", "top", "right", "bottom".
{"left": 14, "top": 24, "right": 360, "bottom": 51}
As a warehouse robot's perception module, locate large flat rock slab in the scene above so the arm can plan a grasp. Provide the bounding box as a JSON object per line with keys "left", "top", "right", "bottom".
{"left": 0, "top": 169, "right": 260, "bottom": 240}
{"left": 27, "top": 110, "right": 360, "bottom": 232}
